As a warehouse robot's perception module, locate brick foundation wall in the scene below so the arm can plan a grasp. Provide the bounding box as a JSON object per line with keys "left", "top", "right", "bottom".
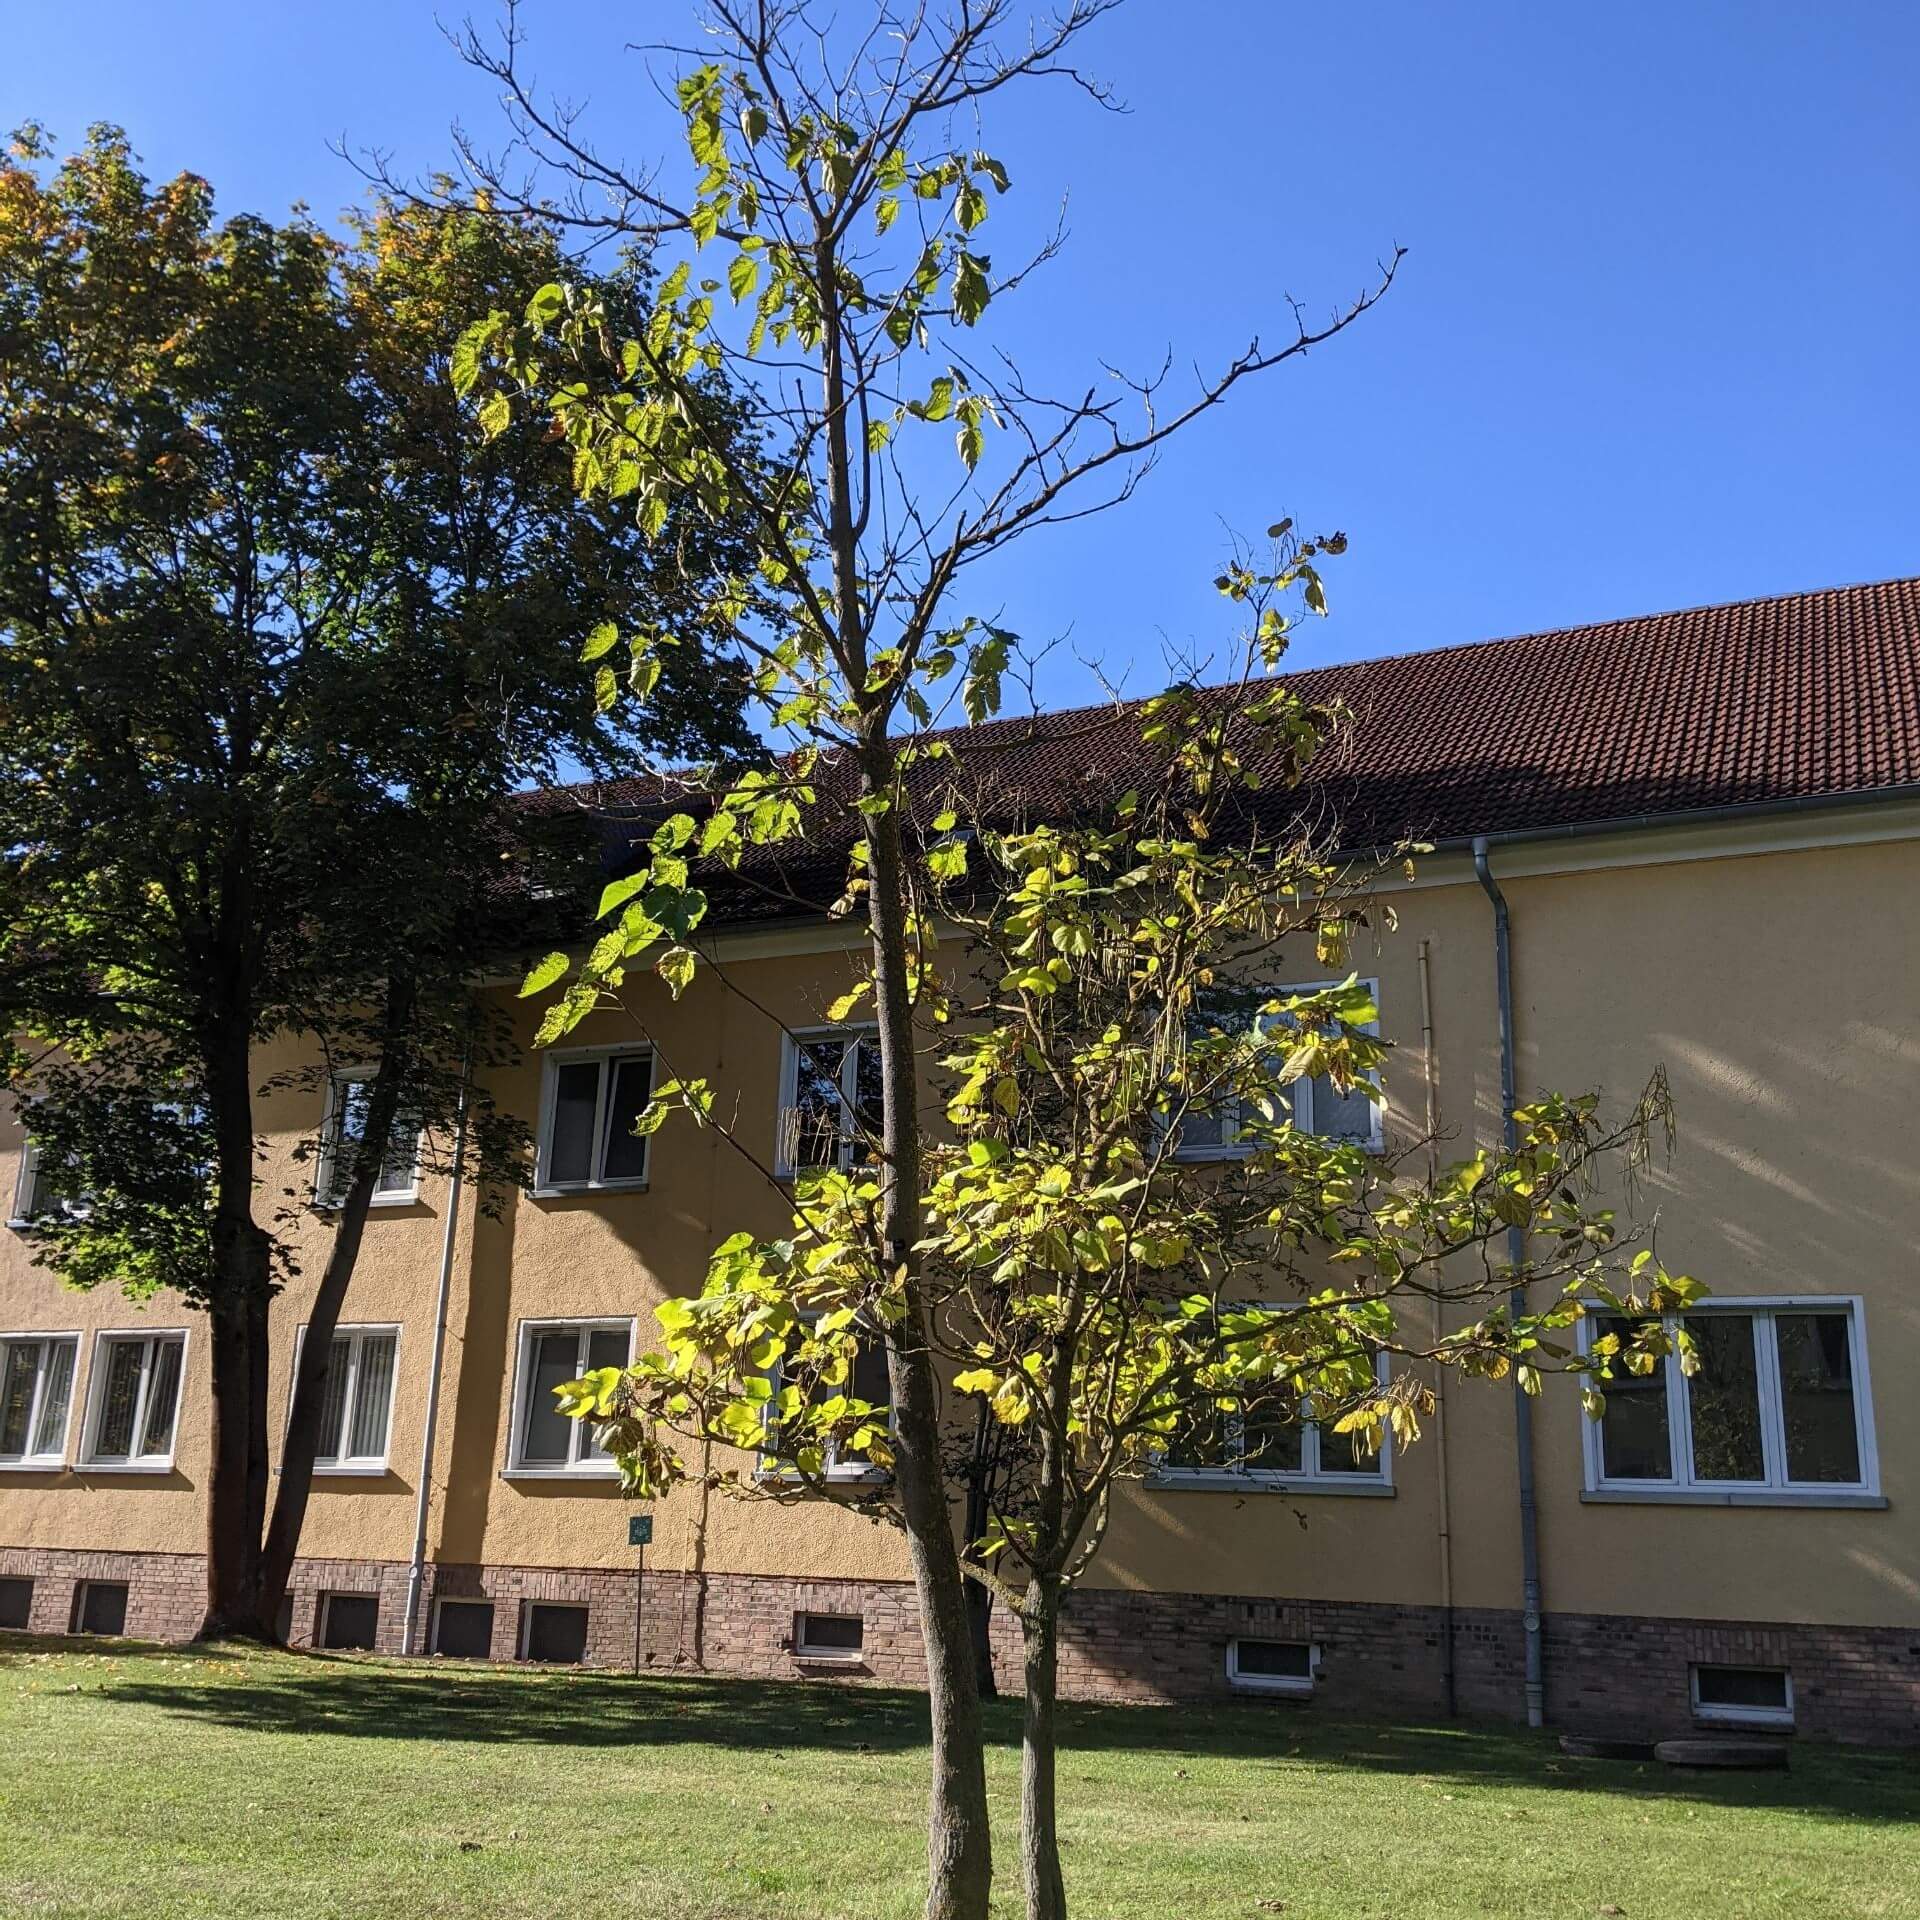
{"left": 3, "top": 1542, "right": 1915, "bottom": 1744}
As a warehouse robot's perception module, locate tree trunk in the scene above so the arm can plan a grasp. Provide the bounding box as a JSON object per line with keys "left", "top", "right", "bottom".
{"left": 255, "top": 980, "right": 416, "bottom": 1639}
{"left": 200, "top": 1290, "right": 265, "bottom": 1638}
{"left": 196, "top": 1008, "right": 274, "bottom": 1642}
{"left": 860, "top": 733, "right": 994, "bottom": 1920}
{"left": 1020, "top": 1583, "right": 1068, "bottom": 1920}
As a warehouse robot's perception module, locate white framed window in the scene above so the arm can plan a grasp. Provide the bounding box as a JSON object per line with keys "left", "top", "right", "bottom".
{"left": 0, "top": 1333, "right": 80, "bottom": 1468}
{"left": 761, "top": 1319, "right": 893, "bottom": 1483}
{"left": 80, "top": 1330, "right": 187, "bottom": 1471}
{"left": 533, "top": 1047, "right": 653, "bottom": 1193}
{"left": 9, "top": 1130, "right": 90, "bottom": 1228}
{"left": 1579, "top": 1298, "right": 1880, "bottom": 1505}
{"left": 1691, "top": 1664, "right": 1793, "bottom": 1729}
{"left": 519, "top": 1601, "right": 589, "bottom": 1664}
{"left": 776, "top": 1027, "right": 882, "bottom": 1176}
{"left": 1227, "top": 1637, "right": 1316, "bottom": 1695}
{"left": 794, "top": 1611, "right": 865, "bottom": 1660}
{"left": 1173, "top": 978, "right": 1383, "bottom": 1159}
{"left": 316, "top": 1071, "right": 421, "bottom": 1208}
{"left": 431, "top": 1598, "right": 496, "bottom": 1660}
{"left": 506, "top": 1318, "right": 633, "bottom": 1476}
{"left": 1150, "top": 1345, "right": 1392, "bottom": 1494}
{"left": 73, "top": 1578, "right": 129, "bottom": 1636}
{"left": 317, "top": 1591, "right": 379, "bottom": 1651}
{"left": 292, "top": 1325, "right": 400, "bottom": 1473}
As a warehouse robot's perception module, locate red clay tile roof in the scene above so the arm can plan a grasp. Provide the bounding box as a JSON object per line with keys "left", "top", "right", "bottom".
{"left": 542, "top": 577, "right": 1920, "bottom": 922}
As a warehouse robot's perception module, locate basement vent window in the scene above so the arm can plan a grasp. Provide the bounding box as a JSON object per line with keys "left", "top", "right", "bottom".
{"left": 521, "top": 1603, "right": 589, "bottom": 1665}
{"left": 1227, "top": 1637, "right": 1316, "bottom": 1695}
{"left": 73, "top": 1580, "right": 128, "bottom": 1637}
{"left": 1691, "top": 1664, "right": 1793, "bottom": 1729}
{"left": 0, "top": 1576, "right": 32, "bottom": 1630}
{"left": 433, "top": 1600, "right": 496, "bottom": 1660}
{"left": 795, "top": 1612, "right": 865, "bottom": 1660}
{"left": 318, "top": 1592, "right": 379, "bottom": 1652}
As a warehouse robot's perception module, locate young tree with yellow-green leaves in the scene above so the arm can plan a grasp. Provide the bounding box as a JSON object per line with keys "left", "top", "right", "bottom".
{"left": 444, "top": 7, "right": 1688, "bottom": 1917}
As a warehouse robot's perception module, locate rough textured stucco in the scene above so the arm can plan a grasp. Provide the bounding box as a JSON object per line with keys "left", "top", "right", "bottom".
{"left": 2, "top": 825, "right": 1916, "bottom": 1653}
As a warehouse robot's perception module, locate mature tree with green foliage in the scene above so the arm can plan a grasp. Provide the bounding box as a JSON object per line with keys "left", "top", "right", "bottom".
{"left": 0, "top": 125, "right": 768, "bottom": 1640}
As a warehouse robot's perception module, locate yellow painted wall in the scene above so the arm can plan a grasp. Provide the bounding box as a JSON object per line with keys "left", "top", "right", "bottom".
{"left": 3, "top": 822, "right": 1916, "bottom": 1631}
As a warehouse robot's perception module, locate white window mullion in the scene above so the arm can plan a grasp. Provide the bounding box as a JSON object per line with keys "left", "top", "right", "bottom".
{"left": 339, "top": 1335, "right": 363, "bottom": 1464}
{"left": 1752, "top": 1313, "right": 1788, "bottom": 1492}
{"left": 1661, "top": 1316, "right": 1688, "bottom": 1485}
{"left": 127, "top": 1341, "right": 154, "bottom": 1464}
{"left": 21, "top": 1345, "right": 48, "bottom": 1461}
{"left": 588, "top": 1059, "right": 612, "bottom": 1188}
{"left": 568, "top": 1326, "right": 590, "bottom": 1466}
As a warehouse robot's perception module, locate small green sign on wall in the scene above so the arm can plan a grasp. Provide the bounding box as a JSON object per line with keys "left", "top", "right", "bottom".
{"left": 628, "top": 1512, "right": 653, "bottom": 1548}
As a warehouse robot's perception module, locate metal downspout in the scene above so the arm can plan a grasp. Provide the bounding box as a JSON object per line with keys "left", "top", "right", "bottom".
{"left": 1418, "top": 939, "right": 1457, "bottom": 1717}
{"left": 401, "top": 1053, "right": 471, "bottom": 1658}
{"left": 1471, "top": 837, "right": 1546, "bottom": 1729}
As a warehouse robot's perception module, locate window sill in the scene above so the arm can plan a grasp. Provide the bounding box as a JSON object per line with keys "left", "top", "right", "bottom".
{"left": 0, "top": 1459, "right": 67, "bottom": 1473}
{"left": 1581, "top": 1487, "right": 1887, "bottom": 1509}
{"left": 530, "top": 1180, "right": 650, "bottom": 1200}
{"left": 314, "top": 1192, "right": 421, "bottom": 1213}
{"left": 1149, "top": 1471, "right": 1394, "bottom": 1498}
{"left": 1694, "top": 1710, "right": 1795, "bottom": 1731}
{"left": 1228, "top": 1679, "right": 1315, "bottom": 1698}
{"left": 501, "top": 1466, "right": 622, "bottom": 1483}
{"left": 793, "top": 1649, "right": 867, "bottom": 1666}
{"left": 78, "top": 1459, "right": 177, "bottom": 1475}
{"left": 312, "top": 1463, "right": 392, "bottom": 1477}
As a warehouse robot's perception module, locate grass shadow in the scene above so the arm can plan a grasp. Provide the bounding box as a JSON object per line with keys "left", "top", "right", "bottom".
{"left": 16, "top": 1631, "right": 1917, "bottom": 1828}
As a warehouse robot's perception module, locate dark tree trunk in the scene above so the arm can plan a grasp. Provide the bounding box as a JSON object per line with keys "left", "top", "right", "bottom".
{"left": 196, "top": 1003, "right": 274, "bottom": 1641}
{"left": 1020, "top": 1583, "right": 1068, "bottom": 1920}
{"left": 255, "top": 979, "right": 416, "bottom": 1639}
{"left": 200, "top": 1290, "right": 265, "bottom": 1638}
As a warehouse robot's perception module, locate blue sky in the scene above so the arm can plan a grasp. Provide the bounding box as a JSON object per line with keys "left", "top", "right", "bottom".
{"left": 9, "top": 1, "right": 1916, "bottom": 707}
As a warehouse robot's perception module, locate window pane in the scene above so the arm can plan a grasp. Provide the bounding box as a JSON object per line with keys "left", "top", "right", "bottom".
{"left": 791, "top": 1040, "right": 846, "bottom": 1168}
{"left": 348, "top": 1335, "right": 396, "bottom": 1460}
{"left": 547, "top": 1062, "right": 601, "bottom": 1185}
{"left": 434, "top": 1600, "right": 494, "bottom": 1659}
{"left": 138, "top": 1338, "right": 183, "bottom": 1458}
{"left": 321, "top": 1593, "right": 378, "bottom": 1651}
{"left": 581, "top": 1326, "right": 628, "bottom": 1458}
{"left": 796, "top": 1611, "right": 863, "bottom": 1653}
{"left": 599, "top": 1056, "right": 652, "bottom": 1182}
{"left": 848, "top": 1039, "right": 884, "bottom": 1165}
{"left": 1178, "top": 1104, "right": 1231, "bottom": 1153}
{"left": 32, "top": 1339, "right": 74, "bottom": 1459}
{"left": 0, "top": 1344, "right": 39, "bottom": 1456}
{"left": 1775, "top": 1313, "right": 1861, "bottom": 1484}
{"left": 1597, "top": 1318, "right": 1672, "bottom": 1480}
{"left": 1163, "top": 1403, "right": 1233, "bottom": 1470}
{"left": 1306, "top": 1073, "right": 1376, "bottom": 1144}
{"left": 849, "top": 1336, "right": 891, "bottom": 1412}
{"left": 519, "top": 1330, "right": 581, "bottom": 1465}
{"left": 1683, "top": 1314, "right": 1765, "bottom": 1482}
{"left": 523, "top": 1602, "right": 589, "bottom": 1664}
{"left": 1695, "top": 1665, "right": 1790, "bottom": 1711}
{"left": 376, "top": 1115, "right": 419, "bottom": 1195}
{"left": 94, "top": 1341, "right": 145, "bottom": 1459}
{"left": 1315, "top": 1416, "right": 1382, "bottom": 1476}
{"left": 1235, "top": 1638, "right": 1312, "bottom": 1679}
{"left": 316, "top": 1337, "right": 351, "bottom": 1460}
{"left": 1240, "top": 1400, "right": 1305, "bottom": 1473}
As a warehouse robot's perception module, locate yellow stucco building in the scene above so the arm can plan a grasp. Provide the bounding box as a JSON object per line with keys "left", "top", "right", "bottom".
{"left": 3, "top": 579, "right": 1917, "bottom": 1741}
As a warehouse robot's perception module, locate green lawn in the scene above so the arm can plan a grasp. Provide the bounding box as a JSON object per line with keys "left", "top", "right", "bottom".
{"left": 0, "top": 1636, "right": 1915, "bottom": 1920}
